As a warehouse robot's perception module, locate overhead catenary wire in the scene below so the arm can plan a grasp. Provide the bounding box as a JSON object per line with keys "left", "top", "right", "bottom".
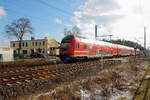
{"left": 34, "top": 0, "right": 81, "bottom": 19}
{"left": 3, "top": 0, "right": 80, "bottom": 24}
{"left": 33, "top": 0, "right": 81, "bottom": 26}
{"left": 2, "top": 0, "right": 69, "bottom": 24}
{"left": 2, "top": 0, "right": 54, "bottom": 25}
{"left": 35, "top": 0, "right": 74, "bottom": 16}
{"left": 1, "top": 0, "right": 81, "bottom": 32}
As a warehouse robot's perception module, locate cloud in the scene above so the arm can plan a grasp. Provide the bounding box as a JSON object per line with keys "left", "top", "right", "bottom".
{"left": 72, "top": 0, "right": 122, "bottom": 38}
{"left": 72, "top": 0, "right": 150, "bottom": 47}
{"left": 0, "top": 7, "right": 6, "bottom": 19}
{"left": 44, "top": 32, "right": 50, "bottom": 37}
{"left": 53, "top": 18, "right": 63, "bottom": 24}
{"left": 64, "top": 24, "right": 72, "bottom": 28}
{"left": 110, "top": 0, "right": 149, "bottom": 42}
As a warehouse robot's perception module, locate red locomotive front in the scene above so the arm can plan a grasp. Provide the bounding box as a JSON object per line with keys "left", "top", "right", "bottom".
{"left": 60, "top": 35, "right": 89, "bottom": 60}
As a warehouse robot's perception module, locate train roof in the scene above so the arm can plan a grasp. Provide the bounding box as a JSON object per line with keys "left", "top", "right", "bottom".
{"left": 81, "top": 38, "right": 134, "bottom": 50}
{"left": 63, "top": 35, "right": 134, "bottom": 50}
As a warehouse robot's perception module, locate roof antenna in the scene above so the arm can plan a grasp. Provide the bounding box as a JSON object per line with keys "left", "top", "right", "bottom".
{"left": 95, "top": 25, "right": 97, "bottom": 40}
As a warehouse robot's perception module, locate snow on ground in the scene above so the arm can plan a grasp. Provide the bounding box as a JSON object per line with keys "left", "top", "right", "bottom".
{"left": 17, "top": 58, "right": 149, "bottom": 100}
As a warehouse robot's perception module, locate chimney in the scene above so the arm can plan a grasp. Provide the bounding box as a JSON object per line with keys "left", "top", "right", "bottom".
{"left": 31, "top": 36, "right": 35, "bottom": 40}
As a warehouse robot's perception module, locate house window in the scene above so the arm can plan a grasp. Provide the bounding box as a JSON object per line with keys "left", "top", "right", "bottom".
{"left": 26, "top": 42, "right": 28, "bottom": 47}
{"left": 14, "top": 50, "right": 17, "bottom": 54}
{"left": 23, "top": 50, "right": 28, "bottom": 54}
{"left": 13, "top": 43, "right": 15, "bottom": 47}
{"left": 43, "top": 49, "right": 45, "bottom": 53}
{"left": 22, "top": 42, "right": 24, "bottom": 47}
{"left": 32, "top": 42, "right": 34, "bottom": 46}
{"left": 36, "top": 42, "right": 38, "bottom": 46}
{"left": 37, "top": 48, "right": 42, "bottom": 53}
{"left": 19, "top": 43, "right": 21, "bottom": 47}
{"left": 31, "top": 49, "right": 34, "bottom": 54}
{"left": 43, "top": 41, "right": 45, "bottom": 46}
{"left": 39, "top": 42, "right": 41, "bottom": 46}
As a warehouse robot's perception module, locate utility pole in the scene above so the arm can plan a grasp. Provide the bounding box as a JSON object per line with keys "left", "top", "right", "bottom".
{"left": 108, "top": 35, "right": 113, "bottom": 40}
{"left": 95, "top": 25, "right": 97, "bottom": 40}
{"left": 144, "top": 26, "right": 146, "bottom": 49}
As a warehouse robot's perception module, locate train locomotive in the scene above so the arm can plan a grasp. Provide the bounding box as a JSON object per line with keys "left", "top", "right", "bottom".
{"left": 59, "top": 35, "right": 140, "bottom": 60}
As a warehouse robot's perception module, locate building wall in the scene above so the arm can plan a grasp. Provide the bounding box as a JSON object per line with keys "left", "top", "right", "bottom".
{"left": 10, "top": 38, "right": 60, "bottom": 55}
{"left": 0, "top": 47, "right": 14, "bottom": 62}
{"left": 47, "top": 39, "right": 60, "bottom": 55}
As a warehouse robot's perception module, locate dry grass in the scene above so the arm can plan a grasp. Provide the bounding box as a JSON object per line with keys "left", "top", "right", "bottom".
{"left": 16, "top": 57, "right": 149, "bottom": 100}
{"left": 36, "top": 95, "right": 52, "bottom": 100}
{"left": 49, "top": 84, "right": 81, "bottom": 100}
{"left": 79, "top": 80, "right": 97, "bottom": 91}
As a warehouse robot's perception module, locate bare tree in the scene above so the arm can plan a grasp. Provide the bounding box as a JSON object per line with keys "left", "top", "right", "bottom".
{"left": 72, "top": 25, "right": 81, "bottom": 36}
{"left": 64, "top": 25, "right": 81, "bottom": 36}
{"left": 5, "top": 18, "right": 33, "bottom": 55}
{"left": 64, "top": 27, "right": 69, "bottom": 36}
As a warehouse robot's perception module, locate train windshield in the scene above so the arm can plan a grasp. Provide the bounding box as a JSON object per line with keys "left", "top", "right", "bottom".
{"left": 60, "top": 43, "right": 70, "bottom": 52}
{"left": 60, "top": 35, "right": 74, "bottom": 52}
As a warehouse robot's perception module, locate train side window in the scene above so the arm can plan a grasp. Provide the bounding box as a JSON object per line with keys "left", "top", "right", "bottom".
{"left": 99, "top": 50, "right": 103, "bottom": 54}
{"left": 75, "top": 43, "right": 79, "bottom": 48}
{"left": 96, "top": 51, "right": 99, "bottom": 54}
{"left": 83, "top": 44, "right": 87, "bottom": 49}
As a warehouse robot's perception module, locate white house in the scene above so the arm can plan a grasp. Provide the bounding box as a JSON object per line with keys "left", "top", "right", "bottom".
{"left": 0, "top": 47, "right": 14, "bottom": 62}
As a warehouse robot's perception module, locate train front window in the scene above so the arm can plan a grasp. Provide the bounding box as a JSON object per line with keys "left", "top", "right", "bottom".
{"left": 62, "top": 35, "right": 74, "bottom": 43}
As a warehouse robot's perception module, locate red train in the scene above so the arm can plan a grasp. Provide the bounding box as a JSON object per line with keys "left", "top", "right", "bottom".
{"left": 59, "top": 35, "right": 140, "bottom": 60}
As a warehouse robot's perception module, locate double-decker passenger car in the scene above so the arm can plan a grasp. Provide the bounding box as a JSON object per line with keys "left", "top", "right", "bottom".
{"left": 59, "top": 35, "right": 140, "bottom": 60}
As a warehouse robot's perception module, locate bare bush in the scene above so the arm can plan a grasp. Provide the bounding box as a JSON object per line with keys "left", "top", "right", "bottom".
{"left": 79, "top": 80, "right": 97, "bottom": 91}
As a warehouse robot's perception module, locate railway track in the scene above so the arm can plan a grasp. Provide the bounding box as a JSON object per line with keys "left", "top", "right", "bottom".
{"left": 0, "top": 57, "right": 127, "bottom": 99}
{"left": 0, "top": 59, "right": 58, "bottom": 76}
{"left": 0, "top": 65, "right": 50, "bottom": 75}
{"left": 0, "top": 59, "right": 118, "bottom": 86}
{"left": 0, "top": 56, "right": 127, "bottom": 75}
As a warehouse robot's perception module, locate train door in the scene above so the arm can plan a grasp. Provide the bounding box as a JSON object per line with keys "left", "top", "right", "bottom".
{"left": 112, "top": 46, "right": 117, "bottom": 55}
{"left": 116, "top": 46, "right": 119, "bottom": 55}
{"left": 89, "top": 45, "right": 93, "bottom": 56}
{"left": 89, "top": 49, "right": 92, "bottom": 55}
{"left": 110, "top": 47, "right": 113, "bottom": 55}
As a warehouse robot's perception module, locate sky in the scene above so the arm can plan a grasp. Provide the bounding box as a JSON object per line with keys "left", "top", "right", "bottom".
{"left": 0, "top": 0, "right": 150, "bottom": 48}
